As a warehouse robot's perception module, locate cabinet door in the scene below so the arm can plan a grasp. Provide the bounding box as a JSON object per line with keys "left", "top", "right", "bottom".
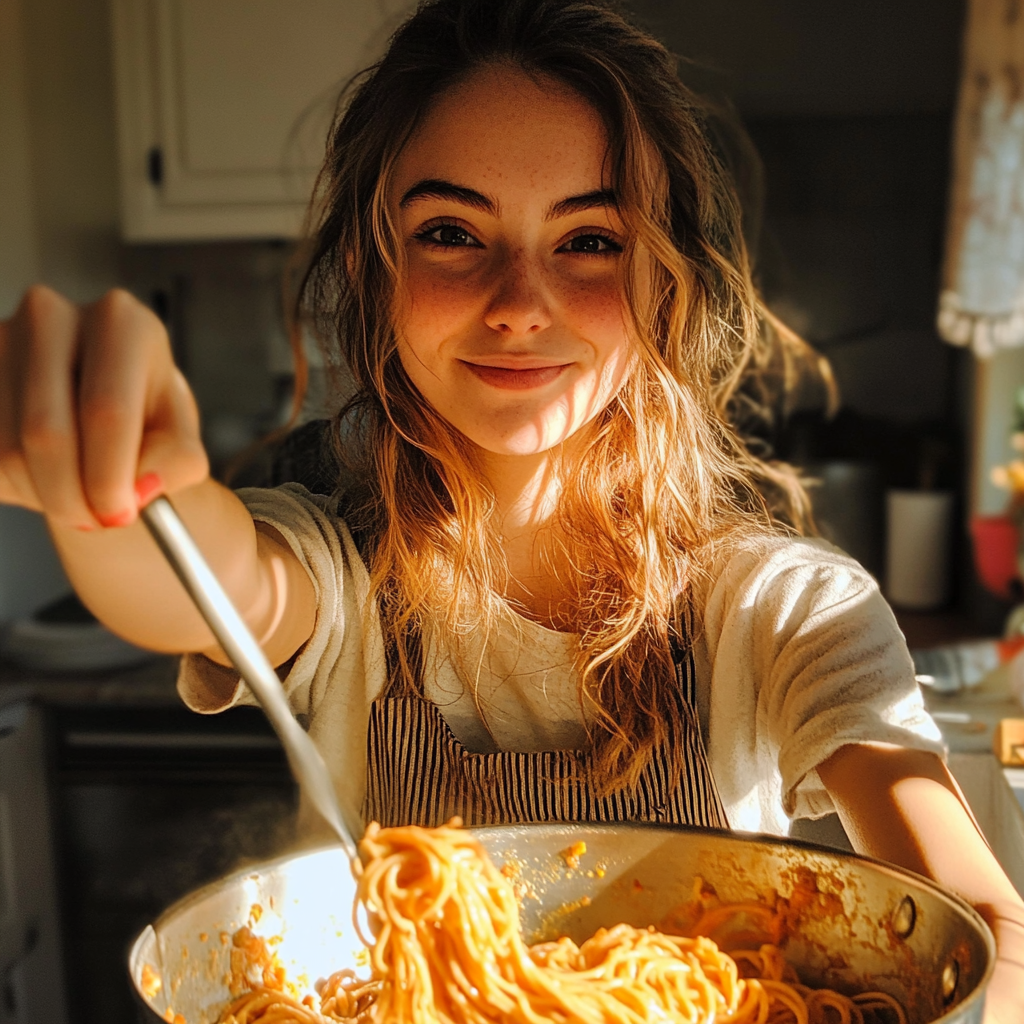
{"left": 0, "top": 703, "right": 67, "bottom": 1024}
{"left": 111, "top": 0, "right": 410, "bottom": 241}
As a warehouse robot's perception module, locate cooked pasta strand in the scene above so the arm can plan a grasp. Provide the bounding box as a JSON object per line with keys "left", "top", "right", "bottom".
{"left": 217, "top": 823, "right": 908, "bottom": 1024}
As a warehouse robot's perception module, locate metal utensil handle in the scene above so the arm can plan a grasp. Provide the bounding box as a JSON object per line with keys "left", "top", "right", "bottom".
{"left": 141, "top": 495, "right": 358, "bottom": 863}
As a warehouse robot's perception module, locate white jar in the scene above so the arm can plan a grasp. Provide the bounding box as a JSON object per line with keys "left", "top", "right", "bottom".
{"left": 885, "top": 490, "right": 955, "bottom": 610}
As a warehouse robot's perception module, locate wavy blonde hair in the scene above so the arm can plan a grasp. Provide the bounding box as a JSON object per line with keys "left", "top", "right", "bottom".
{"left": 299, "top": 0, "right": 828, "bottom": 792}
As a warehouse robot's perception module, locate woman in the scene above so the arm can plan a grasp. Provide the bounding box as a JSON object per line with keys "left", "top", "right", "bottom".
{"left": 0, "top": 0, "right": 1021, "bottom": 1017}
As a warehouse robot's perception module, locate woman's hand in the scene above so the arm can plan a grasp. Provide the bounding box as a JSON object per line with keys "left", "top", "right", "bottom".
{"left": 0, "top": 285, "right": 208, "bottom": 526}
{"left": 0, "top": 285, "right": 316, "bottom": 666}
{"left": 820, "top": 743, "right": 1024, "bottom": 1024}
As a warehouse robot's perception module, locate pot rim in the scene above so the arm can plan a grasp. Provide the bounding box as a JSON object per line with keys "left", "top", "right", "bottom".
{"left": 128, "top": 821, "right": 997, "bottom": 1024}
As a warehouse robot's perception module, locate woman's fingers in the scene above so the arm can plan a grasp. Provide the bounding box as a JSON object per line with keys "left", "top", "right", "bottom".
{"left": 0, "top": 285, "right": 209, "bottom": 528}
{"left": 77, "top": 291, "right": 161, "bottom": 526}
{"left": 0, "top": 446, "right": 41, "bottom": 512}
{"left": 0, "top": 319, "right": 40, "bottom": 510}
{"left": 0, "top": 318, "right": 31, "bottom": 507}
{"left": 136, "top": 365, "right": 210, "bottom": 504}
{"left": 13, "top": 287, "right": 97, "bottom": 528}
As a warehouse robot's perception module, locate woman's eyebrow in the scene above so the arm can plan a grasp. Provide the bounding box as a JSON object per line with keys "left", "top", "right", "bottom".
{"left": 546, "top": 189, "right": 618, "bottom": 220}
{"left": 400, "top": 179, "right": 497, "bottom": 213}
{"left": 399, "top": 181, "right": 618, "bottom": 221}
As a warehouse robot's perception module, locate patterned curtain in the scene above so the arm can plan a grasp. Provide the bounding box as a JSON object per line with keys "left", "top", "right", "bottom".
{"left": 939, "top": 0, "right": 1024, "bottom": 357}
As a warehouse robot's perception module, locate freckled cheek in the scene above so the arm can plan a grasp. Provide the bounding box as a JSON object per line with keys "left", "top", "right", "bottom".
{"left": 401, "top": 263, "right": 483, "bottom": 346}
{"left": 555, "top": 275, "right": 631, "bottom": 358}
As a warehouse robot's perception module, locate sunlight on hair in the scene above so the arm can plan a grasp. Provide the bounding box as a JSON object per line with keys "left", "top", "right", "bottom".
{"left": 295, "top": 0, "right": 833, "bottom": 795}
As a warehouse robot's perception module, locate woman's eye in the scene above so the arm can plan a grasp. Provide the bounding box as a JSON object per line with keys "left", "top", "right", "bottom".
{"left": 560, "top": 234, "right": 622, "bottom": 255}
{"left": 416, "top": 224, "right": 479, "bottom": 247}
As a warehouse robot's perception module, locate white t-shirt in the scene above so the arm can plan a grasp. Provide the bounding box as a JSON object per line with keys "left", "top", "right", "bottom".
{"left": 178, "top": 484, "right": 944, "bottom": 840}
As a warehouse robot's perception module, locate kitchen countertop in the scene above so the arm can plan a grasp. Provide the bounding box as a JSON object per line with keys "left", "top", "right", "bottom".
{"left": 923, "top": 661, "right": 1022, "bottom": 755}
{"left": 0, "top": 654, "right": 182, "bottom": 709}
{"left": 2, "top": 643, "right": 1019, "bottom": 748}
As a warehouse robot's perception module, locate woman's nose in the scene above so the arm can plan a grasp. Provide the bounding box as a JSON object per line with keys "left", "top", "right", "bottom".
{"left": 483, "top": 253, "right": 553, "bottom": 337}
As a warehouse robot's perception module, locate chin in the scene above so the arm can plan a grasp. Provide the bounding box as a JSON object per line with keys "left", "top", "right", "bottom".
{"left": 482, "top": 440, "right": 558, "bottom": 457}
{"left": 467, "top": 422, "right": 583, "bottom": 458}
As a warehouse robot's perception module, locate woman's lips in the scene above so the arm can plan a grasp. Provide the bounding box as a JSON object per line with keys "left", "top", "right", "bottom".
{"left": 462, "top": 362, "right": 570, "bottom": 391}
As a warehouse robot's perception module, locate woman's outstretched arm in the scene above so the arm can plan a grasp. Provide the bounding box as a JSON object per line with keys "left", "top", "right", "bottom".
{"left": 0, "top": 285, "right": 316, "bottom": 667}
{"left": 819, "top": 742, "right": 1024, "bottom": 1024}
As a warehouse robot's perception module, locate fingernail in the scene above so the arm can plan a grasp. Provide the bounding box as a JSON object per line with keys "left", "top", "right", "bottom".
{"left": 135, "top": 472, "right": 163, "bottom": 508}
{"left": 97, "top": 509, "right": 134, "bottom": 529}
{"left": 75, "top": 523, "right": 96, "bottom": 533}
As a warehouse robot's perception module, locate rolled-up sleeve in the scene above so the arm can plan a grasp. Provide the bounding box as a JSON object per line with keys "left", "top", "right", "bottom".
{"left": 699, "top": 536, "right": 945, "bottom": 833}
{"left": 177, "top": 483, "right": 384, "bottom": 837}
{"left": 177, "top": 484, "right": 354, "bottom": 717}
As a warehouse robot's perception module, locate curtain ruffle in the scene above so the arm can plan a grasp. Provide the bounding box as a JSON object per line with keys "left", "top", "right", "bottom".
{"left": 939, "top": 0, "right": 1024, "bottom": 358}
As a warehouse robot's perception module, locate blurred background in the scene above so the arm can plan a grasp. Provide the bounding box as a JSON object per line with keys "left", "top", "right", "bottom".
{"left": 6, "top": 1, "right": 1024, "bottom": 1022}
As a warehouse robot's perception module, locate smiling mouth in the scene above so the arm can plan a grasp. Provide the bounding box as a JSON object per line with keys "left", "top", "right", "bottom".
{"left": 461, "top": 362, "right": 571, "bottom": 391}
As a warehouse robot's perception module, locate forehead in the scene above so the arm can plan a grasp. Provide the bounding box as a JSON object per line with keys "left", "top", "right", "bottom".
{"left": 392, "top": 65, "right": 611, "bottom": 204}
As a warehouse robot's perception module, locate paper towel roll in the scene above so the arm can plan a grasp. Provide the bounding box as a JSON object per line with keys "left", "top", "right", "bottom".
{"left": 885, "top": 490, "right": 954, "bottom": 610}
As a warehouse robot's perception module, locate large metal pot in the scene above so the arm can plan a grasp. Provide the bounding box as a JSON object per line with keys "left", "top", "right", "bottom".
{"left": 129, "top": 823, "right": 994, "bottom": 1024}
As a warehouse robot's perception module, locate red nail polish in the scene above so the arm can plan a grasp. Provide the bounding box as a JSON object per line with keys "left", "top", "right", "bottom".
{"left": 97, "top": 509, "right": 134, "bottom": 529}
{"left": 135, "top": 472, "right": 163, "bottom": 507}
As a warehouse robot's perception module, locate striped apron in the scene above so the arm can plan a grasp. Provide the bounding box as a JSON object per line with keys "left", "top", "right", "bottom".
{"left": 362, "top": 634, "right": 727, "bottom": 830}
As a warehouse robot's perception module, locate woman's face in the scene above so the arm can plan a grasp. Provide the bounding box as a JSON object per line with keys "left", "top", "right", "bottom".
{"left": 390, "top": 65, "right": 635, "bottom": 457}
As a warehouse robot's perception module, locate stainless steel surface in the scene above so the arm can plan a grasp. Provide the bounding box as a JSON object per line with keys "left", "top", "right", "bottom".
{"left": 129, "top": 823, "right": 994, "bottom": 1024}
{"left": 140, "top": 496, "right": 357, "bottom": 862}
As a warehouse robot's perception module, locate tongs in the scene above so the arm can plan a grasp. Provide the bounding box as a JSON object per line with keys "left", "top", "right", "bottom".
{"left": 141, "top": 495, "right": 359, "bottom": 864}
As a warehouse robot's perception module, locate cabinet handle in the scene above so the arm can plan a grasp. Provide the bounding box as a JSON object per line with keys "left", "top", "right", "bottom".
{"left": 147, "top": 146, "right": 164, "bottom": 186}
{"left": 63, "top": 731, "right": 280, "bottom": 750}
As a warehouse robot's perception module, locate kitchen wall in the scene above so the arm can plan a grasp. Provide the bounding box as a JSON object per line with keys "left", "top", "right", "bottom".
{"left": 0, "top": 0, "right": 313, "bottom": 462}
{"left": 0, "top": 0, "right": 306, "bottom": 618}
{"left": 0, "top": 0, "right": 121, "bottom": 311}
{"left": 628, "top": 0, "right": 973, "bottom": 592}
{"left": 0, "top": 0, "right": 41, "bottom": 314}
{"left": 632, "top": 0, "right": 964, "bottom": 116}
{"left": 0, "top": 0, "right": 86, "bottom": 619}
{"left": 633, "top": 0, "right": 967, "bottom": 438}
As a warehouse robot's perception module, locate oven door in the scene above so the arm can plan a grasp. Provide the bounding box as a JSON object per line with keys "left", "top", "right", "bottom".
{"left": 50, "top": 703, "right": 296, "bottom": 1024}
{"left": 0, "top": 701, "right": 66, "bottom": 1024}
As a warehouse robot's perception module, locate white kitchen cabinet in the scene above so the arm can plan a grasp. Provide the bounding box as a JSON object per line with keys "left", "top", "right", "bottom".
{"left": 109, "top": 0, "right": 411, "bottom": 241}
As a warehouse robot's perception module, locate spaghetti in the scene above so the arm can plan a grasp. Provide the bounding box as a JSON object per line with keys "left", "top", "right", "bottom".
{"left": 217, "top": 822, "right": 907, "bottom": 1024}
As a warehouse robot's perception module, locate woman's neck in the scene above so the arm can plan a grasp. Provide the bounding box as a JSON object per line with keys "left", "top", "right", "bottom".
{"left": 479, "top": 450, "right": 558, "bottom": 531}
{"left": 475, "top": 447, "right": 574, "bottom": 629}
